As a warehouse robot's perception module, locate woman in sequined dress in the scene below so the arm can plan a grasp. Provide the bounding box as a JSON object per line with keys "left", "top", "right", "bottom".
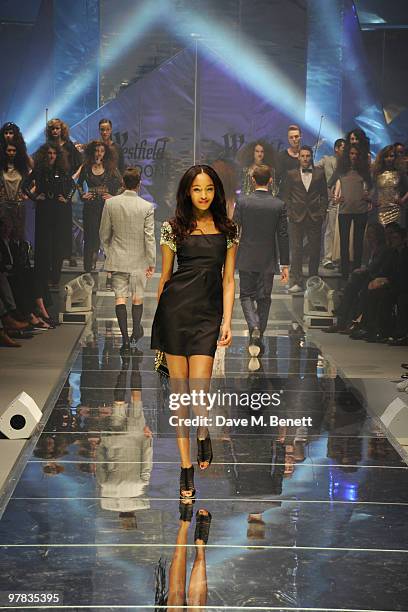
{"left": 372, "top": 145, "right": 408, "bottom": 226}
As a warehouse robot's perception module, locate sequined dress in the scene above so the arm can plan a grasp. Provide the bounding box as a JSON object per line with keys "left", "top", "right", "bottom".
{"left": 375, "top": 170, "right": 407, "bottom": 225}
{"left": 151, "top": 221, "right": 238, "bottom": 357}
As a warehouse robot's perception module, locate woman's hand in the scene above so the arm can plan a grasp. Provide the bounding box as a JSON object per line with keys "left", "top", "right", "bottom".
{"left": 36, "top": 193, "right": 46, "bottom": 200}
{"left": 218, "top": 323, "right": 232, "bottom": 347}
{"left": 58, "top": 195, "right": 67, "bottom": 203}
{"left": 102, "top": 193, "right": 112, "bottom": 200}
{"left": 82, "top": 192, "right": 93, "bottom": 200}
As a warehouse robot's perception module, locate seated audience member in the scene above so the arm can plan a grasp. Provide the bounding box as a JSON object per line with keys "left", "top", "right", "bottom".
{"left": 325, "top": 224, "right": 390, "bottom": 334}
{"left": 350, "top": 224, "right": 407, "bottom": 343}
{"left": 386, "top": 225, "right": 408, "bottom": 345}
{"left": 0, "top": 216, "right": 53, "bottom": 329}
{"left": 0, "top": 268, "right": 31, "bottom": 347}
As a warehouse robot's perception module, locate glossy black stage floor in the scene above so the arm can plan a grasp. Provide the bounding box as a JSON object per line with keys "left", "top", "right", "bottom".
{"left": 1, "top": 309, "right": 408, "bottom": 610}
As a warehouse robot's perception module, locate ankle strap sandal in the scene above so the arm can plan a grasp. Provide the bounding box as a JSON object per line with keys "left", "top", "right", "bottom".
{"left": 194, "top": 509, "right": 212, "bottom": 544}
{"left": 197, "top": 434, "right": 213, "bottom": 470}
{"left": 180, "top": 465, "right": 195, "bottom": 499}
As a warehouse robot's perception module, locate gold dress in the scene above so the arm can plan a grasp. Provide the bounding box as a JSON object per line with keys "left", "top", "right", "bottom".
{"left": 376, "top": 170, "right": 402, "bottom": 225}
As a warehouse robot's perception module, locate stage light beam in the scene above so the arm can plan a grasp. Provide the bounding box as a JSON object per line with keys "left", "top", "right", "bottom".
{"left": 24, "top": 0, "right": 171, "bottom": 147}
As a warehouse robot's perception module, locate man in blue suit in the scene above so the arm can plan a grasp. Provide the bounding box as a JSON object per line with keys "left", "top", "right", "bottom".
{"left": 233, "top": 164, "right": 289, "bottom": 355}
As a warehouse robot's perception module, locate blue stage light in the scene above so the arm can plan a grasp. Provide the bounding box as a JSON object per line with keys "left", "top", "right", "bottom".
{"left": 24, "top": 0, "right": 170, "bottom": 147}
{"left": 167, "top": 12, "right": 341, "bottom": 144}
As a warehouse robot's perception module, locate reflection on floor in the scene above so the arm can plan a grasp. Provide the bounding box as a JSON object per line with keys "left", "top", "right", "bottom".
{"left": 0, "top": 295, "right": 408, "bottom": 611}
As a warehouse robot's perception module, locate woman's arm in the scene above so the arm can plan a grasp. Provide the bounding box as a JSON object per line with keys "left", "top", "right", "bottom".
{"left": 334, "top": 178, "right": 341, "bottom": 203}
{"left": 157, "top": 245, "right": 175, "bottom": 300}
{"left": 219, "top": 244, "right": 237, "bottom": 347}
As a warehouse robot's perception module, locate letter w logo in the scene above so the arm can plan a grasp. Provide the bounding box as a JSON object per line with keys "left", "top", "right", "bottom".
{"left": 223, "top": 133, "right": 244, "bottom": 156}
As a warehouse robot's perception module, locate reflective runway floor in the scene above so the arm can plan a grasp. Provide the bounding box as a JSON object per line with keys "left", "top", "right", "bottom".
{"left": 0, "top": 292, "right": 408, "bottom": 611}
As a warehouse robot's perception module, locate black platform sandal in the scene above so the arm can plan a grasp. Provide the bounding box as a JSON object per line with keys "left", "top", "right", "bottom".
{"left": 180, "top": 465, "right": 195, "bottom": 499}
{"left": 179, "top": 500, "right": 195, "bottom": 522}
{"left": 197, "top": 434, "right": 213, "bottom": 470}
{"left": 194, "top": 509, "right": 212, "bottom": 544}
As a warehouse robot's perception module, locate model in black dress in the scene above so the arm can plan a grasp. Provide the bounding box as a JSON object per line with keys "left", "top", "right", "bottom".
{"left": 77, "top": 141, "right": 123, "bottom": 273}
{"left": 23, "top": 143, "right": 76, "bottom": 317}
{"left": 151, "top": 164, "right": 238, "bottom": 499}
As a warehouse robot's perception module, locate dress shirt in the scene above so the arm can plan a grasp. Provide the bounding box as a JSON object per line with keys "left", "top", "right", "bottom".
{"left": 301, "top": 167, "right": 313, "bottom": 192}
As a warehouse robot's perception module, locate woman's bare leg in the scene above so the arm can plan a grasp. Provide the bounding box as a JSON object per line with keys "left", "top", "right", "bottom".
{"left": 187, "top": 509, "right": 209, "bottom": 609}
{"left": 166, "top": 354, "right": 193, "bottom": 496}
{"left": 35, "top": 297, "right": 50, "bottom": 319}
{"left": 188, "top": 355, "right": 214, "bottom": 469}
{"left": 167, "top": 517, "right": 190, "bottom": 609}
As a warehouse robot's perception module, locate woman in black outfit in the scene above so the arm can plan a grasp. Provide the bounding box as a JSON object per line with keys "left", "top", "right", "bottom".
{"left": 333, "top": 143, "right": 372, "bottom": 278}
{"left": 0, "top": 133, "right": 31, "bottom": 233}
{"left": 151, "top": 165, "right": 238, "bottom": 498}
{"left": 77, "top": 141, "right": 122, "bottom": 273}
{"left": 23, "top": 144, "right": 76, "bottom": 317}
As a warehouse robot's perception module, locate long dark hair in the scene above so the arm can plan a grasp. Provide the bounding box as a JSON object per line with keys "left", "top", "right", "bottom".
{"left": 33, "top": 143, "right": 69, "bottom": 175}
{"left": 0, "top": 140, "right": 31, "bottom": 175}
{"left": 336, "top": 143, "right": 371, "bottom": 184}
{"left": 345, "top": 128, "right": 370, "bottom": 159}
{"left": 83, "top": 140, "right": 116, "bottom": 174}
{"left": 170, "top": 164, "right": 237, "bottom": 244}
{"left": 236, "top": 139, "right": 276, "bottom": 168}
{"left": 0, "top": 122, "right": 28, "bottom": 153}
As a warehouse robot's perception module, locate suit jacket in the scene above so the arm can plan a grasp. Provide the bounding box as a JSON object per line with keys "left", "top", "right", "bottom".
{"left": 283, "top": 167, "right": 328, "bottom": 223}
{"left": 233, "top": 190, "right": 289, "bottom": 273}
{"left": 100, "top": 190, "right": 156, "bottom": 273}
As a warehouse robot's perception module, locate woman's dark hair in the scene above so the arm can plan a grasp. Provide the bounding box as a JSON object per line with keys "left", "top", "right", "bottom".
{"left": 373, "top": 145, "right": 402, "bottom": 177}
{"left": 345, "top": 128, "right": 370, "bottom": 158}
{"left": 0, "top": 122, "right": 29, "bottom": 153}
{"left": 83, "top": 140, "right": 116, "bottom": 174}
{"left": 336, "top": 143, "right": 371, "bottom": 184}
{"left": 33, "top": 143, "right": 69, "bottom": 174}
{"left": 366, "top": 223, "right": 386, "bottom": 247}
{"left": 0, "top": 139, "right": 31, "bottom": 175}
{"left": 99, "top": 117, "right": 112, "bottom": 128}
{"left": 170, "top": 164, "right": 237, "bottom": 244}
{"left": 236, "top": 140, "right": 276, "bottom": 169}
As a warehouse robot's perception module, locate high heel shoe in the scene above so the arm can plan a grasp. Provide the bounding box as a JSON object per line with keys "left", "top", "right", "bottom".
{"left": 197, "top": 433, "right": 213, "bottom": 470}
{"left": 179, "top": 465, "right": 195, "bottom": 499}
{"left": 179, "top": 500, "right": 195, "bottom": 522}
{"left": 194, "top": 509, "right": 212, "bottom": 544}
{"left": 0, "top": 330, "right": 21, "bottom": 347}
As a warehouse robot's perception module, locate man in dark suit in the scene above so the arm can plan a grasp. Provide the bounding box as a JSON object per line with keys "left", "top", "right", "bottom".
{"left": 283, "top": 145, "right": 328, "bottom": 292}
{"left": 233, "top": 164, "right": 289, "bottom": 354}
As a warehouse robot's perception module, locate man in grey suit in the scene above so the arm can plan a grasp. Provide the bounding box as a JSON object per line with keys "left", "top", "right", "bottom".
{"left": 100, "top": 168, "right": 155, "bottom": 352}
{"left": 283, "top": 145, "right": 328, "bottom": 292}
{"left": 233, "top": 164, "right": 289, "bottom": 355}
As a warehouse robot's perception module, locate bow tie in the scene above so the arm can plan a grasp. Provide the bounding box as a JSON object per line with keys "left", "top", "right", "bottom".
{"left": 302, "top": 168, "right": 313, "bottom": 174}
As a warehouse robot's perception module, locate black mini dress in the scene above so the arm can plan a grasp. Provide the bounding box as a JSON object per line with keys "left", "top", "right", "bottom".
{"left": 151, "top": 221, "right": 238, "bottom": 357}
